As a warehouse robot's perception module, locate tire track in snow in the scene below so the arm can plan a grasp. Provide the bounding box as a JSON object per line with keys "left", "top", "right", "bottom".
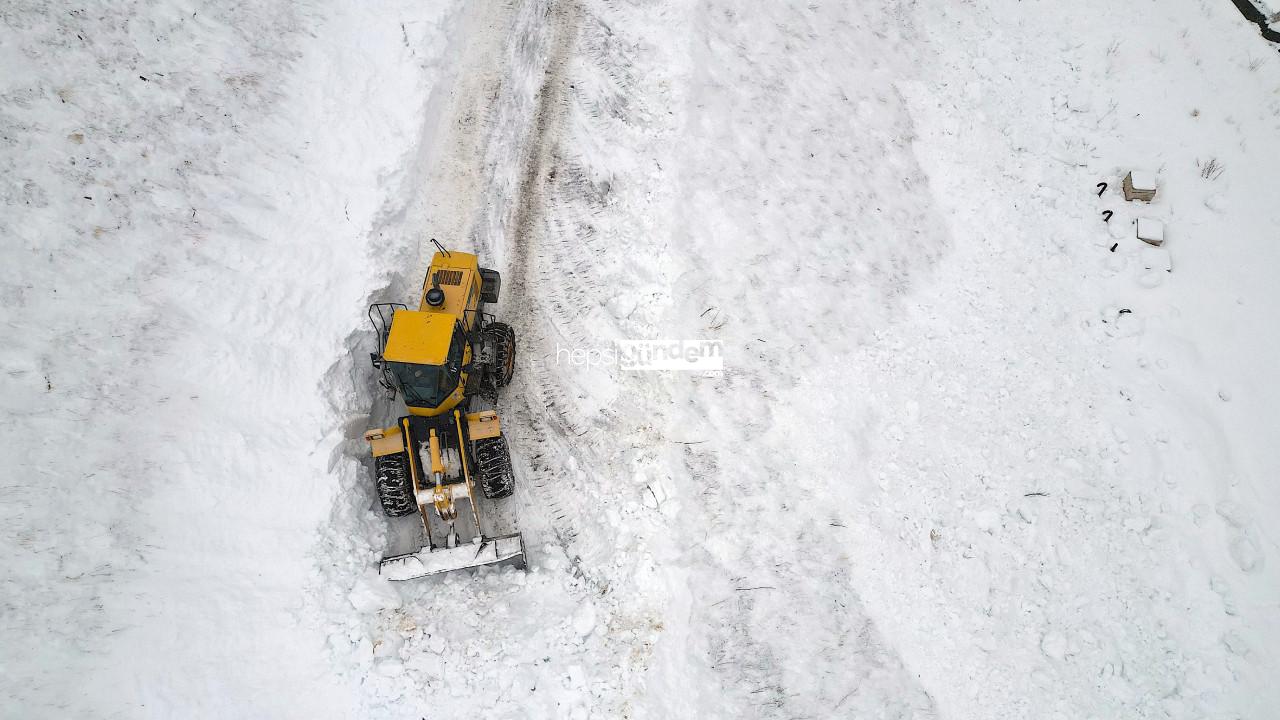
{"left": 474, "top": 0, "right": 588, "bottom": 565}
{"left": 473, "top": 0, "right": 664, "bottom": 592}
{"left": 484, "top": 0, "right": 725, "bottom": 711}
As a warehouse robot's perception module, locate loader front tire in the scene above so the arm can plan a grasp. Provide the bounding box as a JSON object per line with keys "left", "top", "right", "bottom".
{"left": 475, "top": 436, "right": 515, "bottom": 499}
{"left": 484, "top": 322, "right": 516, "bottom": 388}
{"left": 374, "top": 452, "right": 416, "bottom": 517}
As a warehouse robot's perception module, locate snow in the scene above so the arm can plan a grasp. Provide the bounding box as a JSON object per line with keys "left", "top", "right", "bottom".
{"left": 349, "top": 570, "right": 404, "bottom": 613}
{"left": 1, "top": 0, "right": 459, "bottom": 715}
{"left": 1142, "top": 246, "right": 1174, "bottom": 273}
{"left": 1130, "top": 170, "right": 1159, "bottom": 192}
{"left": 4, "top": 0, "right": 1280, "bottom": 718}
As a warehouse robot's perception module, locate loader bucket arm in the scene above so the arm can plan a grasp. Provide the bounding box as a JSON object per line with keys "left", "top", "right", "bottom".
{"left": 373, "top": 409, "right": 525, "bottom": 580}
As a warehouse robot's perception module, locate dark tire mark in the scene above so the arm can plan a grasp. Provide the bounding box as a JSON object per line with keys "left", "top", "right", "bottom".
{"left": 1227, "top": 0, "right": 1280, "bottom": 44}
{"left": 507, "top": 0, "right": 581, "bottom": 297}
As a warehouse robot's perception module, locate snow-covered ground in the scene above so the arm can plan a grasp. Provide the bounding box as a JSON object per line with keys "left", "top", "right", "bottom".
{"left": 1, "top": 0, "right": 460, "bottom": 715}
{"left": 3, "top": 0, "right": 1279, "bottom": 718}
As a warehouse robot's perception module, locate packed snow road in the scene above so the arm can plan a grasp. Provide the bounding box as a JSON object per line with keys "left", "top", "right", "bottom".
{"left": 3, "top": 0, "right": 1279, "bottom": 718}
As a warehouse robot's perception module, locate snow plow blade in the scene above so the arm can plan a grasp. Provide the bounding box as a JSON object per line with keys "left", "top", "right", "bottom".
{"left": 379, "top": 533, "right": 526, "bottom": 581}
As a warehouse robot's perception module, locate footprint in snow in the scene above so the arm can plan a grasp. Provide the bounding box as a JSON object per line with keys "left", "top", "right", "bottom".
{"left": 1040, "top": 630, "right": 1067, "bottom": 661}
{"left": 1229, "top": 535, "right": 1263, "bottom": 573}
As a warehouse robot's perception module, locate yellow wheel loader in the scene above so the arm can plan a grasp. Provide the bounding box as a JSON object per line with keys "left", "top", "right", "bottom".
{"left": 362, "top": 245, "right": 525, "bottom": 580}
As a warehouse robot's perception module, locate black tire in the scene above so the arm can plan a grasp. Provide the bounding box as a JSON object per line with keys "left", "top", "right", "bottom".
{"left": 374, "top": 452, "right": 416, "bottom": 517}
{"left": 474, "top": 436, "right": 515, "bottom": 499}
{"left": 479, "top": 268, "right": 501, "bottom": 304}
{"left": 484, "top": 322, "right": 516, "bottom": 387}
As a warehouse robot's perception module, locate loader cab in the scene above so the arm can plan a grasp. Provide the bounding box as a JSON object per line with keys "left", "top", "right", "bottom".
{"left": 377, "top": 310, "right": 470, "bottom": 416}
{"left": 387, "top": 334, "right": 465, "bottom": 409}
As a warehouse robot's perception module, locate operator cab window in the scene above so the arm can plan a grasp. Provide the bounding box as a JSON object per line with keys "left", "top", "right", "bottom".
{"left": 446, "top": 323, "right": 466, "bottom": 374}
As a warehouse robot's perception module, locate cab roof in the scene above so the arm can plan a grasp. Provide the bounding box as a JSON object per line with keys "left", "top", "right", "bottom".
{"left": 383, "top": 310, "right": 456, "bottom": 365}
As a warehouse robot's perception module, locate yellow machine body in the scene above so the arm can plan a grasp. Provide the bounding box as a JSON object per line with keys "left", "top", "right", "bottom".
{"left": 413, "top": 251, "right": 482, "bottom": 321}
{"left": 380, "top": 251, "right": 484, "bottom": 418}
{"left": 383, "top": 312, "right": 456, "bottom": 366}
{"left": 363, "top": 249, "right": 522, "bottom": 581}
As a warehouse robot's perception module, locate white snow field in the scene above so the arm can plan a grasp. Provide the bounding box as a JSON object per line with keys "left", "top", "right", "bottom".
{"left": 3, "top": 0, "right": 1279, "bottom": 718}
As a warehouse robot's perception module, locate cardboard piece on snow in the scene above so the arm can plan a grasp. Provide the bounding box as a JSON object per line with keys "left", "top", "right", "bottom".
{"left": 1137, "top": 217, "right": 1165, "bottom": 246}
{"left": 1123, "top": 171, "right": 1157, "bottom": 202}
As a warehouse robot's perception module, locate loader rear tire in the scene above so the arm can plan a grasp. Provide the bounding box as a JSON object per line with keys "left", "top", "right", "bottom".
{"left": 484, "top": 322, "right": 516, "bottom": 388}
{"left": 374, "top": 452, "right": 416, "bottom": 517}
{"left": 475, "top": 436, "right": 515, "bottom": 499}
